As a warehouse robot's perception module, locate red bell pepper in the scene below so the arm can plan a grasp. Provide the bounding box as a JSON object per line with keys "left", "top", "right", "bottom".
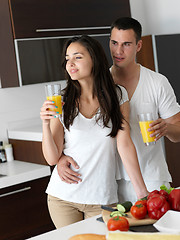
{"left": 147, "top": 192, "right": 170, "bottom": 220}
{"left": 147, "top": 190, "right": 159, "bottom": 200}
{"left": 168, "top": 189, "right": 180, "bottom": 211}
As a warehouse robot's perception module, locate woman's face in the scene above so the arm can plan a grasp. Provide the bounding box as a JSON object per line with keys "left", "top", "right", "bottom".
{"left": 65, "top": 42, "right": 93, "bottom": 82}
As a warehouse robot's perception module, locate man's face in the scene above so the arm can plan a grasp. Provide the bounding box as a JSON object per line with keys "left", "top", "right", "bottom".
{"left": 109, "top": 28, "right": 142, "bottom": 68}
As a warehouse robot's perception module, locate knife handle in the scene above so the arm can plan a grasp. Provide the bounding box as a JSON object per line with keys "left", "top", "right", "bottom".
{"left": 101, "top": 205, "right": 116, "bottom": 212}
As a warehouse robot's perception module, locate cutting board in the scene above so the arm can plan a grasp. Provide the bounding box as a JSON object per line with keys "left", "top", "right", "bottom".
{"left": 102, "top": 209, "right": 157, "bottom": 226}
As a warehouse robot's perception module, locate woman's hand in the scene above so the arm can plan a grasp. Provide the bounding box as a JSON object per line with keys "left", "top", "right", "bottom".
{"left": 40, "top": 100, "right": 57, "bottom": 124}
{"left": 41, "top": 100, "right": 64, "bottom": 166}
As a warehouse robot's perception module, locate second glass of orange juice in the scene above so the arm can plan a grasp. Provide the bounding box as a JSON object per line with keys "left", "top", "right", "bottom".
{"left": 45, "top": 84, "right": 62, "bottom": 117}
{"left": 138, "top": 113, "right": 156, "bottom": 146}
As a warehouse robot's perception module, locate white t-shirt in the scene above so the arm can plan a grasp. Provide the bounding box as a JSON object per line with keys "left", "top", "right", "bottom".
{"left": 116, "top": 65, "right": 180, "bottom": 182}
{"left": 46, "top": 86, "right": 128, "bottom": 205}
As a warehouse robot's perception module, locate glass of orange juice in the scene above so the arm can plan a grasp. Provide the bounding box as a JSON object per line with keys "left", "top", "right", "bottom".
{"left": 45, "top": 84, "right": 62, "bottom": 118}
{"left": 138, "top": 113, "right": 156, "bottom": 146}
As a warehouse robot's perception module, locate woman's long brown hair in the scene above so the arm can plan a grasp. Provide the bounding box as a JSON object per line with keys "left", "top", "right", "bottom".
{"left": 61, "top": 35, "right": 124, "bottom": 137}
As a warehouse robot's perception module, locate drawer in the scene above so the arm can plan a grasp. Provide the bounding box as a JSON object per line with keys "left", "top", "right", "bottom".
{"left": 0, "top": 176, "right": 55, "bottom": 240}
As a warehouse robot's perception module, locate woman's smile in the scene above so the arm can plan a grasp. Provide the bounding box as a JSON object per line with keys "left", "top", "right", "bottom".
{"left": 66, "top": 42, "right": 93, "bottom": 81}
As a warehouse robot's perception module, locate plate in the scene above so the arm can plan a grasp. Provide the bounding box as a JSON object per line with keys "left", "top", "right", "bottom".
{"left": 153, "top": 210, "right": 180, "bottom": 234}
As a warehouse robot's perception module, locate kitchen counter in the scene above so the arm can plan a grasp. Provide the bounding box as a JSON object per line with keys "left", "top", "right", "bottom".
{"left": 7, "top": 118, "right": 42, "bottom": 141}
{"left": 28, "top": 214, "right": 180, "bottom": 240}
{"left": 28, "top": 214, "right": 108, "bottom": 240}
{"left": 0, "top": 160, "right": 51, "bottom": 188}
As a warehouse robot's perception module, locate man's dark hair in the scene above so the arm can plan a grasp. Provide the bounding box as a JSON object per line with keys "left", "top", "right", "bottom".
{"left": 111, "top": 17, "right": 142, "bottom": 43}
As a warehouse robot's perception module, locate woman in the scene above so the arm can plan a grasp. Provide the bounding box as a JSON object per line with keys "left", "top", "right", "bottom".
{"left": 40, "top": 35, "right": 148, "bottom": 228}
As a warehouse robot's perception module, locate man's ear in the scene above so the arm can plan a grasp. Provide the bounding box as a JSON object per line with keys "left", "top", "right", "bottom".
{"left": 136, "top": 39, "right": 142, "bottom": 53}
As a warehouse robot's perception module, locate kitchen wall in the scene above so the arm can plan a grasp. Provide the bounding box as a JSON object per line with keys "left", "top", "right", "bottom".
{"left": 1, "top": 0, "right": 180, "bottom": 142}
{"left": 0, "top": 81, "right": 66, "bottom": 143}
{"left": 129, "top": 0, "right": 180, "bottom": 36}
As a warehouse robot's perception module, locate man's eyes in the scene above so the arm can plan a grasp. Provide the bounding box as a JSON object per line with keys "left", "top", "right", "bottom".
{"left": 111, "top": 41, "right": 118, "bottom": 45}
{"left": 111, "top": 41, "right": 131, "bottom": 47}
{"left": 124, "top": 42, "right": 131, "bottom": 47}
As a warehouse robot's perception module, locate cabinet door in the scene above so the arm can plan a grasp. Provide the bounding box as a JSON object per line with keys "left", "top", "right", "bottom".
{"left": 136, "top": 35, "right": 155, "bottom": 71}
{"left": 0, "top": 177, "right": 55, "bottom": 240}
{"left": 155, "top": 34, "right": 180, "bottom": 104}
{"left": 164, "top": 138, "right": 180, "bottom": 188}
{"left": 136, "top": 34, "right": 180, "bottom": 188}
{"left": 9, "top": 139, "right": 47, "bottom": 165}
{"left": 9, "top": 0, "right": 131, "bottom": 38}
{"left": 0, "top": 0, "right": 19, "bottom": 88}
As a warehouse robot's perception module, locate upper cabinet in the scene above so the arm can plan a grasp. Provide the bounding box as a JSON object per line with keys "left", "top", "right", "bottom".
{"left": 9, "top": 0, "right": 131, "bottom": 39}
{"left": 137, "top": 34, "right": 180, "bottom": 103}
{"left": 0, "top": 0, "right": 130, "bottom": 88}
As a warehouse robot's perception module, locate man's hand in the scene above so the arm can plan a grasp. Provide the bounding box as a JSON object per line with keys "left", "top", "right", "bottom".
{"left": 57, "top": 154, "right": 82, "bottom": 184}
{"left": 148, "top": 112, "right": 180, "bottom": 142}
{"left": 148, "top": 118, "right": 167, "bottom": 141}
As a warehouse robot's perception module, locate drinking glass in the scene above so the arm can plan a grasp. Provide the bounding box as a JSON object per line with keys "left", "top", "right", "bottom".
{"left": 45, "top": 84, "right": 62, "bottom": 118}
{"left": 138, "top": 113, "right": 156, "bottom": 146}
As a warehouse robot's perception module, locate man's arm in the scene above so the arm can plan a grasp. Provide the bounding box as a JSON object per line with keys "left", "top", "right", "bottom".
{"left": 57, "top": 154, "right": 82, "bottom": 184}
{"left": 149, "top": 112, "right": 180, "bottom": 142}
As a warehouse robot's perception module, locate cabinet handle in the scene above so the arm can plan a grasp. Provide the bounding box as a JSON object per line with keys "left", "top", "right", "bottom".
{"left": 0, "top": 187, "right": 31, "bottom": 198}
{"left": 36, "top": 26, "right": 110, "bottom": 32}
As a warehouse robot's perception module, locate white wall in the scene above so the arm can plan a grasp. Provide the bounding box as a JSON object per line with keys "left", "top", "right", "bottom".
{"left": 130, "top": 0, "right": 180, "bottom": 36}
{"left": 0, "top": 81, "right": 66, "bottom": 143}
{"left": 1, "top": 0, "right": 180, "bottom": 142}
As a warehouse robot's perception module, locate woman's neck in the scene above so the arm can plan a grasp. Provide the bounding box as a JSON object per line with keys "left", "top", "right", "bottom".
{"left": 78, "top": 77, "right": 94, "bottom": 100}
{"left": 78, "top": 79, "right": 99, "bottom": 118}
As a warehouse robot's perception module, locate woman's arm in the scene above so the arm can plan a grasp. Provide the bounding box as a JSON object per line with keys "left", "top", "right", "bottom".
{"left": 40, "top": 100, "right": 64, "bottom": 166}
{"left": 116, "top": 101, "right": 148, "bottom": 199}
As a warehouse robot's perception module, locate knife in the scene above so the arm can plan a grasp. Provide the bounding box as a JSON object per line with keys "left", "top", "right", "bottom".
{"left": 101, "top": 205, "right": 117, "bottom": 212}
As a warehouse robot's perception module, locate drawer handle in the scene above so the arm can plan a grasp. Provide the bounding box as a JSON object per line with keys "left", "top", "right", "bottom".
{"left": 36, "top": 26, "right": 110, "bottom": 32}
{"left": 0, "top": 187, "right": 31, "bottom": 198}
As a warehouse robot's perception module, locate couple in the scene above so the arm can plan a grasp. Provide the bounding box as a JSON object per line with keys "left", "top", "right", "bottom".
{"left": 40, "top": 17, "right": 180, "bottom": 228}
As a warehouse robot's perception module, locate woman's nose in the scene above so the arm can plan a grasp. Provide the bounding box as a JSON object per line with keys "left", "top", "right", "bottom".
{"left": 67, "top": 59, "right": 75, "bottom": 66}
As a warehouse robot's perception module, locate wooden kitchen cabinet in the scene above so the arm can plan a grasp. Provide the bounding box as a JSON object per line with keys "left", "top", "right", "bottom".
{"left": 9, "top": 139, "right": 47, "bottom": 165}
{"left": 1, "top": 0, "right": 130, "bottom": 88}
{"left": 0, "top": 176, "right": 55, "bottom": 240}
{"left": 137, "top": 34, "right": 180, "bottom": 188}
{"left": 9, "top": 0, "right": 131, "bottom": 38}
{"left": 0, "top": 0, "right": 19, "bottom": 88}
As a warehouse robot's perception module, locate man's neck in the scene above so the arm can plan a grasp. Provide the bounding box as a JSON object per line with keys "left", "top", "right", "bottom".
{"left": 111, "top": 63, "right": 140, "bottom": 100}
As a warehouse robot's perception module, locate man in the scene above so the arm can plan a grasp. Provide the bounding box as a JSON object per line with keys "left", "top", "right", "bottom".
{"left": 57, "top": 17, "right": 180, "bottom": 203}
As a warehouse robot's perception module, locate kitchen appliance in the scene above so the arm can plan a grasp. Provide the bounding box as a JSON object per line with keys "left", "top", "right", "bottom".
{"left": 14, "top": 34, "right": 112, "bottom": 86}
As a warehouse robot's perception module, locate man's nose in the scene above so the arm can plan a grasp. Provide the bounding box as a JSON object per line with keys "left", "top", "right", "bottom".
{"left": 116, "top": 45, "right": 124, "bottom": 55}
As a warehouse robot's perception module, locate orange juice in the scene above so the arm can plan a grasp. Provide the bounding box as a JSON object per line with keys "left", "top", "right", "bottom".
{"left": 47, "top": 95, "right": 62, "bottom": 114}
{"left": 139, "top": 120, "right": 156, "bottom": 143}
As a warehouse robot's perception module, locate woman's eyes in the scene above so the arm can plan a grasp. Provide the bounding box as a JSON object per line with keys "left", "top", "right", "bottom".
{"left": 65, "top": 56, "right": 82, "bottom": 61}
{"left": 75, "top": 56, "right": 82, "bottom": 59}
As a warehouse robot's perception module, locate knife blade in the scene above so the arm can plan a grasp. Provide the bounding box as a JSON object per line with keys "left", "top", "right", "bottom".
{"left": 101, "top": 205, "right": 117, "bottom": 212}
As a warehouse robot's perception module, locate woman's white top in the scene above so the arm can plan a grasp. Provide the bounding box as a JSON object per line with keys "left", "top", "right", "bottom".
{"left": 46, "top": 86, "right": 128, "bottom": 205}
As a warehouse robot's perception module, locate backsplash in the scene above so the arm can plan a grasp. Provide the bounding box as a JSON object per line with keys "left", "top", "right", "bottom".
{"left": 0, "top": 80, "right": 66, "bottom": 142}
